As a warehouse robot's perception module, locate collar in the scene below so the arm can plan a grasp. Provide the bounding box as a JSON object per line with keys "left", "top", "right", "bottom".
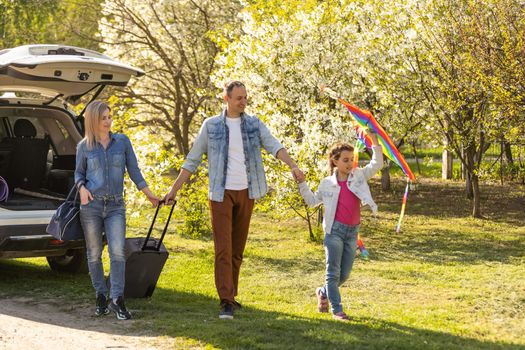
{"left": 220, "top": 108, "right": 245, "bottom": 123}
{"left": 329, "top": 170, "right": 353, "bottom": 185}
{"left": 96, "top": 132, "right": 116, "bottom": 148}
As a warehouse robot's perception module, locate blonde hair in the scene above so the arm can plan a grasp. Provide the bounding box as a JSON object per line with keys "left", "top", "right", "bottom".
{"left": 83, "top": 100, "right": 110, "bottom": 149}
{"left": 328, "top": 142, "right": 354, "bottom": 171}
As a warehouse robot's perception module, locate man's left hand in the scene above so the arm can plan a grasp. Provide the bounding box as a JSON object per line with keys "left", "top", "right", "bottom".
{"left": 291, "top": 167, "right": 305, "bottom": 183}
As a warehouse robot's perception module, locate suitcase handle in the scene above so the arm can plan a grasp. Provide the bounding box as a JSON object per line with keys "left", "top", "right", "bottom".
{"left": 142, "top": 199, "right": 176, "bottom": 251}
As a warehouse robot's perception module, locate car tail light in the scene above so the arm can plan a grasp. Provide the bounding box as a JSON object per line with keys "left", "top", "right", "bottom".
{"left": 50, "top": 239, "right": 65, "bottom": 245}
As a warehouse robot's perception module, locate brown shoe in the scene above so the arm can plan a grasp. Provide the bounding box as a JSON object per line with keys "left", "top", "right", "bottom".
{"left": 316, "top": 287, "right": 328, "bottom": 313}
{"left": 333, "top": 311, "right": 350, "bottom": 321}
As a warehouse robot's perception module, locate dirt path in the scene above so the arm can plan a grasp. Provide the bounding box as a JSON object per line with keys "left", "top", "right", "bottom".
{"left": 0, "top": 297, "right": 168, "bottom": 350}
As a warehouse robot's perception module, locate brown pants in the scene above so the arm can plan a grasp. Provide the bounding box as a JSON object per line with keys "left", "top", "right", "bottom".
{"left": 209, "top": 189, "right": 254, "bottom": 303}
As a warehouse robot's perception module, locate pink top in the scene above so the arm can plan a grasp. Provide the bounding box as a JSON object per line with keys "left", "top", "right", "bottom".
{"left": 334, "top": 180, "right": 361, "bottom": 226}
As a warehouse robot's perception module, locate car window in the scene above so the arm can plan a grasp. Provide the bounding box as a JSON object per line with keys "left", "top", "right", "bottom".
{"left": 48, "top": 118, "right": 76, "bottom": 156}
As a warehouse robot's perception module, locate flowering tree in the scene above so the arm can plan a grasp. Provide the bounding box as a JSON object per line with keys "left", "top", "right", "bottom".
{"left": 99, "top": 0, "right": 241, "bottom": 155}
{"left": 97, "top": 0, "right": 242, "bottom": 234}
{"left": 412, "top": 0, "right": 525, "bottom": 216}
{"left": 212, "top": 0, "right": 427, "bottom": 235}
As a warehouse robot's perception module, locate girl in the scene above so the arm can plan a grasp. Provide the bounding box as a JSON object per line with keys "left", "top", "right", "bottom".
{"left": 75, "top": 100, "right": 159, "bottom": 320}
{"left": 297, "top": 131, "right": 382, "bottom": 321}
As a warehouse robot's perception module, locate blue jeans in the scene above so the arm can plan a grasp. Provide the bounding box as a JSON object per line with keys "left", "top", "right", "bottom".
{"left": 80, "top": 196, "right": 126, "bottom": 299}
{"left": 320, "top": 220, "right": 359, "bottom": 314}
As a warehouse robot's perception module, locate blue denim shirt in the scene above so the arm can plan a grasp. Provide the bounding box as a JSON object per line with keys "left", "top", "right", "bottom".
{"left": 182, "top": 110, "right": 284, "bottom": 202}
{"left": 74, "top": 133, "right": 147, "bottom": 197}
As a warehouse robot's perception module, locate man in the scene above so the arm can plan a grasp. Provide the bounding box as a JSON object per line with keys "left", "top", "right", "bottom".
{"left": 164, "top": 81, "right": 304, "bottom": 319}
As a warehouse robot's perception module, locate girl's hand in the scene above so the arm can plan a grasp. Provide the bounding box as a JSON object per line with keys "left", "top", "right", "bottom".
{"left": 368, "top": 131, "right": 379, "bottom": 146}
{"left": 363, "top": 126, "right": 379, "bottom": 146}
{"left": 291, "top": 167, "right": 306, "bottom": 183}
{"left": 79, "top": 186, "right": 93, "bottom": 205}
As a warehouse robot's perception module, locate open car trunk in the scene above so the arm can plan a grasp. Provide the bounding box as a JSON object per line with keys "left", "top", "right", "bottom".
{"left": 0, "top": 190, "right": 64, "bottom": 211}
{"left": 0, "top": 105, "right": 81, "bottom": 210}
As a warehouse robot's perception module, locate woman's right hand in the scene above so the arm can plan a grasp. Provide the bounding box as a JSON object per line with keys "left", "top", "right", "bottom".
{"left": 79, "top": 186, "right": 93, "bottom": 205}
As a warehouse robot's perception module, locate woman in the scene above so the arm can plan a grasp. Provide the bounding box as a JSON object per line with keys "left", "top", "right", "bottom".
{"left": 74, "top": 100, "right": 159, "bottom": 320}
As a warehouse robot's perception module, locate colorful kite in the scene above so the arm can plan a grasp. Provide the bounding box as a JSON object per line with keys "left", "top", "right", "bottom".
{"left": 321, "top": 86, "right": 415, "bottom": 233}
{"left": 322, "top": 86, "right": 415, "bottom": 181}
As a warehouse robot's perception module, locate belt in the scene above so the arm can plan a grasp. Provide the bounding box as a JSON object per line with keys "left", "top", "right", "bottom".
{"left": 92, "top": 194, "right": 123, "bottom": 201}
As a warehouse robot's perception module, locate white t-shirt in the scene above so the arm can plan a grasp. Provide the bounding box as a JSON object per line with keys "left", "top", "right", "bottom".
{"left": 224, "top": 117, "right": 248, "bottom": 190}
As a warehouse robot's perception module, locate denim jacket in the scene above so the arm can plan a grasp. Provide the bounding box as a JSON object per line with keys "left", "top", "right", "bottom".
{"left": 298, "top": 145, "right": 383, "bottom": 235}
{"left": 74, "top": 133, "right": 147, "bottom": 197}
{"left": 182, "top": 110, "right": 284, "bottom": 202}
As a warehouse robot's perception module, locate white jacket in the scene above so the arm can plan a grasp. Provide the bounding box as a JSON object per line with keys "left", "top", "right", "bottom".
{"left": 298, "top": 146, "right": 383, "bottom": 235}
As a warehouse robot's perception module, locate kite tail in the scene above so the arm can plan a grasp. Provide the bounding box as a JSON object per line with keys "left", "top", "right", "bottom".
{"left": 395, "top": 178, "right": 411, "bottom": 233}
{"left": 357, "top": 233, "right": 369, "bottom": 260}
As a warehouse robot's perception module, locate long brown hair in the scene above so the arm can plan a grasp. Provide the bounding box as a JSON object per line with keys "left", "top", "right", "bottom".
{"left": 83, "top": 100, "right": 110, "bottom": 150}
{"left": 328, "top": 142, "right": 354, "bottom": 171}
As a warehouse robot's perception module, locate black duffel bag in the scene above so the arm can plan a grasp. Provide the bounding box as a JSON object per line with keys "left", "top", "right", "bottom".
{"left": 46, "top": 184, "right": 84, "bottom": 241}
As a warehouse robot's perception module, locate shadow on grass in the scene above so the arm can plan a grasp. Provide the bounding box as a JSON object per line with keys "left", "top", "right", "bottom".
{"left": 364, "top": 225, "right": 525, "bottom": 264}
{"left": 0, "top": 259, "right": 522, "bottom": 350}
{"left": 371, "top": 179, "right": 525, "bottom": 227}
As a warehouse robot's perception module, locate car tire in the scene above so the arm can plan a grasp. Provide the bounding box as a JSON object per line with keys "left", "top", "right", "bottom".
{"left": 46, "top": 249, "right": 88, "bottom": 273}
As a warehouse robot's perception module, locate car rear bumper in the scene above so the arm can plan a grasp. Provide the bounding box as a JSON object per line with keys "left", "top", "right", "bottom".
{"left": 0, "top": 224, "right": 85, "bottom": 258}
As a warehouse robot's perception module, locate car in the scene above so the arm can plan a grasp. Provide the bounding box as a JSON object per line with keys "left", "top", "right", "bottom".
{"left": 0, "top": 44, "right": 143, "bottom": 272}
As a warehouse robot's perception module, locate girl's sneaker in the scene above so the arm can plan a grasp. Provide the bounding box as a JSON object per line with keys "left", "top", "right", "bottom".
{"left": 333, "top": 311, "right": 350, "bottom": 321}
{"left": 315, "top": 287, "right": 329, "bottom": 313}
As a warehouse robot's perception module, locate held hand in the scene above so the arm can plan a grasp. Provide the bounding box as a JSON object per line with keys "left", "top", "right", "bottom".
{"left": 163, "top": 188, "right": 178, "bottom": 206}
{"left": 79, "top": 186, "right": 93, "bottom": 205}
{"left": 362, "top": 125, "right": 379, "bottom": 146}
{"left": 146, "top": 194, "right": 161, "bottom": 208}
{"left": 367, "top": 131, "right": 379, "bottom": 146}
{"left": 291, "top": 167, "right": 306, "bottom": 183}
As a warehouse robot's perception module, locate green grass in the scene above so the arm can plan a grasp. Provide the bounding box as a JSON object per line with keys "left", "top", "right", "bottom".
{"left": 1, "top": 179, "right": 524, "bottom": 349}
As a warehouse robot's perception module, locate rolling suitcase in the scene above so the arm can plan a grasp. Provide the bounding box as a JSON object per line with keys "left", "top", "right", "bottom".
{"left": 122, "top": 200, "right": 176, "bottom": 298}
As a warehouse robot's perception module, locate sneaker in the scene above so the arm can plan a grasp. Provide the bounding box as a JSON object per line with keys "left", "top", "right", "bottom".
{"left": 333, "top": 311, "right": 350, "bottom": 321}
{"left": 219, "top": 302, "right": 234, "bottom": 319}
{"left": 316, "top": 287, "right": 329, "bottom": 313}
{"left": 95, "top": 294, "right": 109, "bottom": 316}
{"left": 108, "top": 296, "right": 132, "bottom": 320}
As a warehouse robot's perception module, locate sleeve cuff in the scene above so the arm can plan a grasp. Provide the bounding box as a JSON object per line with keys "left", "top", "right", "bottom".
{"left": 136, "top": 181, "right": 148, "bottom": 191}
{"left": 274, "top": 146, "right": 285, "bottom": 158}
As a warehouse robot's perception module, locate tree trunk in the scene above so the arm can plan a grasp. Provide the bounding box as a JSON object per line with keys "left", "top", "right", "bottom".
{"left": 460, "top": 147, "right": 467, "bottom": 181}
{"left": 463, "top": 144, "right": 476, "bottom": 199}
{"left": 471, "top": 173, "right": 482, "bottom": 218}
{"left": 465, "top": 173, "right": 474, "bottom": 199}
{"left": 500, "top": 141, "right": 505, "bottom": 185}
{"left": 442, "top": 148, "right": 453, "bottom": 179}
{"left": 306, "top": 207, "right": 314, "bottom": 241}
{"left": 412, "top": 142, "right": 421, "bottom": 175}
{"left": 381, "top": 165, "right": 391, "bottom": 191}
{"left": 504, "top": 141, "right": 513, "bottom": 165}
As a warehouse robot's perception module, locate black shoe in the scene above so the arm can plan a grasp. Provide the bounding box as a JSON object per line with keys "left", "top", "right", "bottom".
{"left": 95, "top": 294, "right": 109, "bottom": 316}
{"left": 219, "top": 302, "right": 234, "bottom": 319}
{"left": 108, "top": 296, "right": 132, "bottom": 320}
